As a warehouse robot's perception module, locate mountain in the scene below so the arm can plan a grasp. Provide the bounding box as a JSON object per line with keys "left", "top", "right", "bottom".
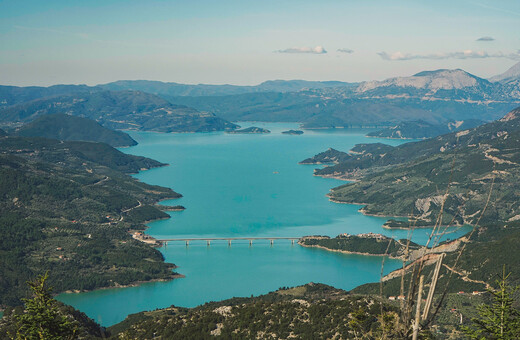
{"left": 366, "top": 119, "right": 485, "bottom": 139}
{"left": 14, "top": 113, "right": 137, "bottom": 147}
{"left": 356, "top": 69, "right": 495, "bottom": 95}
{"left": 99, "top": 79, "right": 352, "bottom": 97}
{"left": 0, "top": 135, "right": 181, "bottom": 307}
{"left": 0, "top": 90, "right": 238, "bottom": 132}
{"left": 312, "top": 107, "right": 520, "bottom": 226}
{"left": 170, "top": 69, "right": 520, "bottom": 128}
{"left": 0, "top": 84, "right": 96, "bottom": 108}
{"left": 489, "top": 61, "right": 520, "bottom": 83}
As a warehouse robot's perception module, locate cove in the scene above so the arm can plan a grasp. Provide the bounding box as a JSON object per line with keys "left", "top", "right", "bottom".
{"left": 58, "top": 123, "right": 471, "bottom": 326}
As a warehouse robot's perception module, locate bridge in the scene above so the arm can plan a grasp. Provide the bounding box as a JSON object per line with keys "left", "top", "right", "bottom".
{"left": 157, "top": 237, "right": 301, "bottom": 247}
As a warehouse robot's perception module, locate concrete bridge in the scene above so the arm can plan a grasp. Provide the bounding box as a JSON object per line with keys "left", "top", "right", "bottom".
{"left": 157, "top": 237, "right": 301, "bottom": 247}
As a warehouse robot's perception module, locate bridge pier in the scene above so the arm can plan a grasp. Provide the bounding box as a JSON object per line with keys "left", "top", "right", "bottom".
{"left": 291, "top": 239, "right": 294, "bottom": 245}
{"left": 270, "top": 239, "right": 273, "bottom": 246}
{"left": 249, "top": 239, "right": 252, "bottom": 246}
{"left": 186, "top": 240, "right": 189, "bottom": 247}
{"left": 228, "top": 240, "right": 231, "bottom": 247}
{"left": 207, "top": 240, "right": 211, "bottom": 246}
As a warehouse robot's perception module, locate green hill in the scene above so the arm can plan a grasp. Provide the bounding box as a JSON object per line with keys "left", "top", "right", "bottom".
{"left": 109, "top": 283, "right": 397, "bottom": 339}
{"left": 0, "top": 136, "right": 181, "bottom": 307}
{"left": 323, "top": 107, "right": 520, "bottom": 226}
{"left": 366, "top": 119, "right": 485, "bottom": 139}
{"left": 0, "top": 90, "right": 238, "bottom": 133}
{"left": 15, "top": 113, "right": 137, "bottom": 147}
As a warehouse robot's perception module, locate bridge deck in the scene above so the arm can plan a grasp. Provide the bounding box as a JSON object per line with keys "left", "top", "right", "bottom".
{"left": 158, "top": 237, "right": 300, "bottom": 241}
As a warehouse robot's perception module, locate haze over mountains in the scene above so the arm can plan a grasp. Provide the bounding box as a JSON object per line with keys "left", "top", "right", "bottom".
{"left": 1, "top": 63, "right": 519, "bottom": 136}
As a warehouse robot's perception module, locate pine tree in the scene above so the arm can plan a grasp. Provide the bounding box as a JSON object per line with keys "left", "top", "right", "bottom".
{"left": 14, "top": 272, "right": 77, "bottom": 340}
{"left": 463, "top": 268, "right": 520, "bottom": 339}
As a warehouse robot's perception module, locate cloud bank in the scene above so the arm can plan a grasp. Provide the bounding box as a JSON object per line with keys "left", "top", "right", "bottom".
{"left": 378, "top": 50, "right": 520, "bottom": 61}
{"left": 276, "top": 46, "right": 327, "bottom": 54}
{"left": 337, "top": 48, "right": 354, "bottom": 54}
{"left": 476, "top": 36, "right": 495, "bottom": 41}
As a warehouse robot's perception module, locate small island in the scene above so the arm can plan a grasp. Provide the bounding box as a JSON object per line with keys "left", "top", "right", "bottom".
{"left": 227, "top": 126, "right": 271, "bottom": 134}
{"left": 282, "top": 129, "right": 304, "bottom": 135}
{"left": 159, "top": 205, "right": 186, "bottom": 211}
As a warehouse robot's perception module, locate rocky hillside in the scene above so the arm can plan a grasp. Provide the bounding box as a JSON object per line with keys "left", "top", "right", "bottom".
{"left": 109, "top": 283, "right": 398, "bottom": 339}
{"left": 367, "top": 119, "right": 485, "bottom": 139}
{"left": 313, "top": 107, "right": 520, "bottom": 226}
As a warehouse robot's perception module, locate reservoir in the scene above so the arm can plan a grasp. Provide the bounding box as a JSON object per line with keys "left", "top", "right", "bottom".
{"left": 58, "top": 123, "right": 470, "bottom": 326}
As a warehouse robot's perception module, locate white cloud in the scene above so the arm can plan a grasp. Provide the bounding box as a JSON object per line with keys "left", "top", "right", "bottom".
{"left": 276, "top": 46, "right": 327, "bottom": 54}
{"left": 378, "top": 50, "right": 520, "bottom": 61}
{"left": 337, "top": 48, "right": 354, "bottom": 54}
{"left": 476, "top": 36, "right": 495, "bottom": 41}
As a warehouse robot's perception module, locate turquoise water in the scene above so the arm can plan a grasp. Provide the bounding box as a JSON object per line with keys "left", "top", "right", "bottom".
{"left": 58, "top": 123, "right": 470, "bottom": 326}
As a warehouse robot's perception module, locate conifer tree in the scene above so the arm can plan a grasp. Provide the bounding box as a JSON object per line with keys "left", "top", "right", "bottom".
{"left": 463, "top": 269, "right": 520, "bottom": 339}
{"left": 14, "top": 272, "right": 77, "bottom": 340}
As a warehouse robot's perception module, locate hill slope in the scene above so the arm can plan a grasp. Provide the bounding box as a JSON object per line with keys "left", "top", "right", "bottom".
{"left": 14, "top": 113, "right": 137, "bottom": 147}
{"left": 0, "top": 90, "right": 238, "bottom": 133}
{"left": 312, "top": 107, "right": 520, "bottom": 225}
{"left": 366, "top": 119, "right": 485, "bottom": 139}
{"left": 0, "top": 135, "right": 181, "bottom": 307}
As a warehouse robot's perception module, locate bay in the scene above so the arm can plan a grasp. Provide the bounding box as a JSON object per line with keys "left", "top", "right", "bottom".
{"left": 58, "top": 123, "right": 470, "bottom": 326}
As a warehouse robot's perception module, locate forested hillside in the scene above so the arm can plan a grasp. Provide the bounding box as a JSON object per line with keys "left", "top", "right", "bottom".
{"left": 0, "top": 135, "right": 181, "bottom": 307}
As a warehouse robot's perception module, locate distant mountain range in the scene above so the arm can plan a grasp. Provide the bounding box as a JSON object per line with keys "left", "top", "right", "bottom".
{"left": 1, "top": 63, "right": 519, "bottom": 135}
{"left": 169, "top": 67, "right": 520, "bottom": 129}
{"left": 99, "top": 79, "right": 353, "bottom": 97}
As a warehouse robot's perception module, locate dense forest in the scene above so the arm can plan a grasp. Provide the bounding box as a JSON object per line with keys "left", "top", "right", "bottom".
{"left": 0, "top": 135, "right": 181, "bottom": 307}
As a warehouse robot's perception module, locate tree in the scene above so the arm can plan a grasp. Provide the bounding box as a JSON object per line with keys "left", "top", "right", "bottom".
{"left": 463, "top": 268, "right": 520, "bottom": 339}
{"left": 14, "top": 272, "right": 77, "bottom": 340}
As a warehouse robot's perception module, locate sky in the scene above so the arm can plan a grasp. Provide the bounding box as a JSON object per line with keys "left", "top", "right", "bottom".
{"left": 0, "top": 0, "right": 519, "bottom": 86}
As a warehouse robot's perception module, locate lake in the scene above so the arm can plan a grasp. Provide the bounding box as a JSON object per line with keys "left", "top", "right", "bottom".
{"left": 58, "top": 123, "right": 470, "bottom": 326}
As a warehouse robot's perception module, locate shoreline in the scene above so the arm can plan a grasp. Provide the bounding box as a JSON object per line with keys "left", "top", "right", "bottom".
{"left": 298, "top": 241, "right": 402, "bottom": 260}
{"left": 60, "top": 273, "right": 185, "bottom": 296}
{"left": 327, "top": 197, "right": 443, "bottom": 228}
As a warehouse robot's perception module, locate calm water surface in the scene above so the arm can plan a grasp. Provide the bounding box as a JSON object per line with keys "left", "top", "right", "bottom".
{"left": 58, "top": 123, "right": 470, "bottom": 326}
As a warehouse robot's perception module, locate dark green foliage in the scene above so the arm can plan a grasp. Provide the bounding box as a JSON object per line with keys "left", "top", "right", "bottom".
{"left": 0, "top": 136, "right": 181, "bottom": 307}
{"left": 463, "top": 270, "right": 520, "bottom": 339}
{"left": 111, "top": 283, "right": 399, "bottom": 339}
{"left": 13, "top": 272, "right": 77, "bottom": 339}
{"left": 15, "top": 114, "right": 137, "bottom": 147}
{"left": 0, "top": 274, "right": 106, "bottom": 339}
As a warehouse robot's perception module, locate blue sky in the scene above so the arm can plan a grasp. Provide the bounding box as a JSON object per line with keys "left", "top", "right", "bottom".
{"left": 0, "top": 0, "right": 519, "bottom": 85}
